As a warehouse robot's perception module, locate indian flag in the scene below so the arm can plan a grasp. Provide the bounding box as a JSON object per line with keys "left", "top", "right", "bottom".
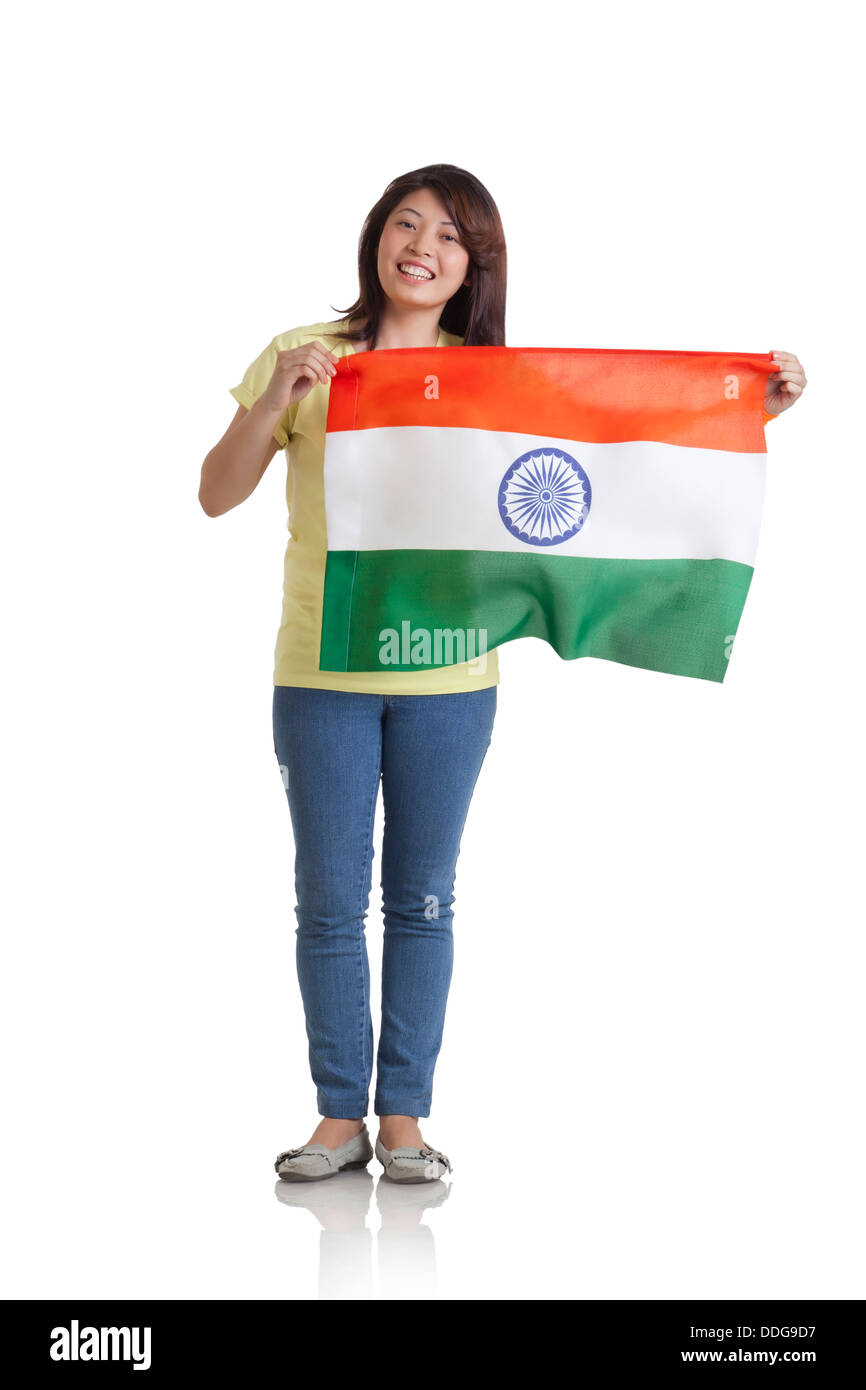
{"left": 319, "top": 346, "right": 776, "bottom": 683}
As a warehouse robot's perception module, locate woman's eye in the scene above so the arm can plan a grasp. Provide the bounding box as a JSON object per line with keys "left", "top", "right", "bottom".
{"left": 397, "top": 219, "right": 458, "bottom": 243}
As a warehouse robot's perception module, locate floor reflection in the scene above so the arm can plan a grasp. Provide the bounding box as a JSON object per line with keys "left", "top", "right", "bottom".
{"left": 274, "top": 1169, "right": 451, "bottom": 1300}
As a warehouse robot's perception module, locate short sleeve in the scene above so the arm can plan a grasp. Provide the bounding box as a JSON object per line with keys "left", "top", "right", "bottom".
{"left": 229, "top": 336, "right": 297, "bottom": 448}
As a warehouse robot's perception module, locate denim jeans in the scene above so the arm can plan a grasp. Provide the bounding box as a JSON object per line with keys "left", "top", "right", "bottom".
{"left": 272, "top": 685, "right": 497, "bottom": 1118}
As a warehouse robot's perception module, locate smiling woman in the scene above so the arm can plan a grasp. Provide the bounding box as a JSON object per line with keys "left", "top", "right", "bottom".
{"left": 203, "top": 164, "right": 508, "bottom": 1179}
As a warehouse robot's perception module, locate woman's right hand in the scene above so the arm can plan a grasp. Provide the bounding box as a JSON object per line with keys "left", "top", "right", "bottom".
{"left": 260, "top": 341, "right": 340, "bottom": 414}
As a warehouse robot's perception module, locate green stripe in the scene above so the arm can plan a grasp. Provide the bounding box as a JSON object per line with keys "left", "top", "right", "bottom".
{"left": 319, "top": 549, "right": 360, "bottom": 671}
{"left": 320, "top": 549, "right": 755, "bottom": 683}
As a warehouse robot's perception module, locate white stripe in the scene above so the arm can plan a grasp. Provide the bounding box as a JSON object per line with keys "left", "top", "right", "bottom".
{"left": 324, "top": 426, "right": 766, "bottom": 564}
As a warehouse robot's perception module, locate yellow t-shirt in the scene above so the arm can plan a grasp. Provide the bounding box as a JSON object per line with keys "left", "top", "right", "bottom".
{"left": 229, "top": 317, "right": 501, "bottom": 693}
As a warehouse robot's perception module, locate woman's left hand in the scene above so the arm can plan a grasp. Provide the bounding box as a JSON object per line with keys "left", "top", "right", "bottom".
{"left": 766, "top": 350, "right": 807, "bottom": 415}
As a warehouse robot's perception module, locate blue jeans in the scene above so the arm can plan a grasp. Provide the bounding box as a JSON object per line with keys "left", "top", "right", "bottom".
{"left": 272, "top": 686, "right": 497, "bottom": 1118}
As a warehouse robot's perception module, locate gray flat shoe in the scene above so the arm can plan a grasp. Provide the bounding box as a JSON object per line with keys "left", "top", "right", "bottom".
{"left": 375, "top": 1134, "right": 453, "bottom": 1183}
{"left": 275, "top": 1123, "right": 373, "bottom": 1181}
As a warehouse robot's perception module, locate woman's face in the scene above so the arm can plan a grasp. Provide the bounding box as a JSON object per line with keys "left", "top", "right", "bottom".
{"left": 377, "top": 187, "right": 471, "bottom": 308}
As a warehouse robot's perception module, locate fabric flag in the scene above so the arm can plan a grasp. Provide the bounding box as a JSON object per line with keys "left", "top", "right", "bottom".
{"left": 319, "top": 346, "right": 776, "bottom": 683}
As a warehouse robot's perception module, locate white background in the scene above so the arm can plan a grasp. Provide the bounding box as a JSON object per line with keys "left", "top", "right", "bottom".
{"left": 3, "top": 0, "right": 862, "bottom": 1301}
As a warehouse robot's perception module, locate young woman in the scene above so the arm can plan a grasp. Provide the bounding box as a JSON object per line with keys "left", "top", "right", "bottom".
{"left": 199, "top": 164, "right": 806, "bottom": 1185}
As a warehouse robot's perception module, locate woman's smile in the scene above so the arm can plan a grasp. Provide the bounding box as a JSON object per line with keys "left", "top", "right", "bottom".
{"left": 396, "top": 261, "right": 436, "bottom": 283}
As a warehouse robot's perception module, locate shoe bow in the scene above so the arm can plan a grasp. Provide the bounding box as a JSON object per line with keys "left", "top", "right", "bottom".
{"left": 274, "top": 1145, "right": 316, "bottom": 1171}
{"left": 419, "top": 1145, "right": 452, "bottom": 1174}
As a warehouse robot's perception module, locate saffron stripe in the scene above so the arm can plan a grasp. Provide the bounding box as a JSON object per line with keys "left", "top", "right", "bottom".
{"left": 328, "top": 346, "right": 775, "bottom": 452}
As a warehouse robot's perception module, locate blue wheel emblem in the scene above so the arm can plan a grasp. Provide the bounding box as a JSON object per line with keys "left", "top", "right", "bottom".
{"left": 498, "top": 448, "right": 591, "bottom": 546}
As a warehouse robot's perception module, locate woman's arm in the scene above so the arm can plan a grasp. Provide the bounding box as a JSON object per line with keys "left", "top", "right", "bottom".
{"left": 200, "top": 339, "right": 339, "bottom": 516}
{"left": 198, "top": 400, "right": 284, "bottom": 517}
{"left": 764, "top": 350, "right": 806, "bottom": 419}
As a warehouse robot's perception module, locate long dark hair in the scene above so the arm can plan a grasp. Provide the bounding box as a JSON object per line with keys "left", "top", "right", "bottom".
{"left": 327, "top": 164, "right": 507, "bottom": 349}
